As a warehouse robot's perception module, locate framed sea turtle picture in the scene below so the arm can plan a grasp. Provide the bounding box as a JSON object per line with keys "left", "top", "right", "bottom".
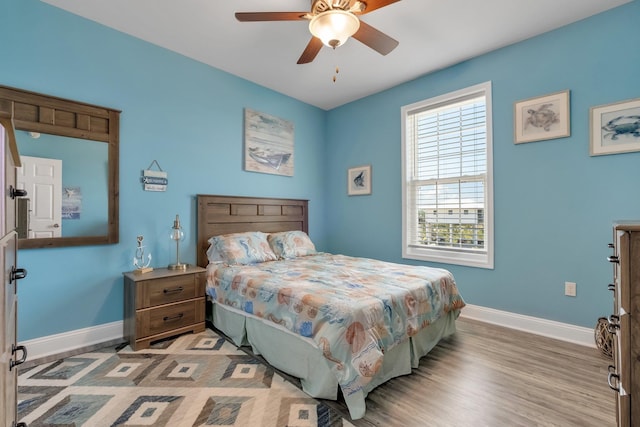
{"left": 514, "top": 90, "right": 570, "bottom": 144}
{"left": 590, "top": 97, "right": 640, "bottom": 156}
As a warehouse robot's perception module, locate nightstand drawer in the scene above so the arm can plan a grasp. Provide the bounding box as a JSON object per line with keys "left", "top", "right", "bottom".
{"left": 136, "top": 273, "right": 203, "bottom": 309}
{"left": 136, "top": 299, "right": 204, "bottom": 338}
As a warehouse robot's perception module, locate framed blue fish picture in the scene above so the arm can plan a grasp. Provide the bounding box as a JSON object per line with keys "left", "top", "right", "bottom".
{"left": 348, "top": 165, "right": 372, "bottom": 196}
{"left": 514, "top": 90, "right": 570, "bottom": 144}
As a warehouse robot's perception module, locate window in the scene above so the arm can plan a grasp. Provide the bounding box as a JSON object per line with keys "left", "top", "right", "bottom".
{"left": 401, "top": 82, "right": 493, "bottom": 269}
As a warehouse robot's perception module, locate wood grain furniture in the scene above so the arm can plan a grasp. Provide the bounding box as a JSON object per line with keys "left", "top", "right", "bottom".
{"left": 196, "top": 194, "right": 463, "bottom": 420}
{"left": 1, "top": 115, "right": 28, "bottom": 427}
{"left": 608, "top": 222, "right": 640, "bottom": 426}
{"left": 123, "top": 266, "right": 206, "bottom": 351}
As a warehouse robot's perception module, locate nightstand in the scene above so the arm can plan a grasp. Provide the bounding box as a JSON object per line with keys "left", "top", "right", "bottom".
{"left": 123, "top": 265, "right": 206, "bottom": 350}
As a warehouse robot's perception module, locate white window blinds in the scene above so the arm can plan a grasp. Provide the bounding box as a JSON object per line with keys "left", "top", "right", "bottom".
{"left": 402, "top": 82, "right": 493, "bottom": 269}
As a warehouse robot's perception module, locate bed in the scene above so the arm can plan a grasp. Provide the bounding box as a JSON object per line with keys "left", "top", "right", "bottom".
{"left": 196, "top": 194, "right": 465, "bottom": 420}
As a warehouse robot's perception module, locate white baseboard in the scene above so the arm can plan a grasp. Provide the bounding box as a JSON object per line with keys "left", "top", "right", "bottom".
{"left": 19, "top": 321, "right": 123, "bottom": 361}
{"left": 460, "top": 304, "right": 595, "bottom": 348}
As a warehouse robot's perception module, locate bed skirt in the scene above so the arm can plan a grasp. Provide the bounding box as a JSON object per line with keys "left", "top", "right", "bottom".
{"left": 207, "top": 300, "right": 459, "bottom": 420}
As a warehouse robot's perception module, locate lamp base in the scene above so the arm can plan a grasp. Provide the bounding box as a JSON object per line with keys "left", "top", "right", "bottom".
{"left": 168, "top": 263, "right": 187, "bottom": 270}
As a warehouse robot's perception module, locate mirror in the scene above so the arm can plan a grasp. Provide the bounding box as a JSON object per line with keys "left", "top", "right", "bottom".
{"left": 16, "top": 132, "right": 109, "bottom": 239}
{"left": 0, "top": 85, "right": 119, "bottom": 249}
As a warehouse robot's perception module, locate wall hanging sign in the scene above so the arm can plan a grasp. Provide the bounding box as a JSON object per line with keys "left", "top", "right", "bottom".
{"left": 244, "top": 108, "right": 294, "bottom": 176}
{"left": 142, "top": 160, "right": 168, "bottom": 191}
{"left": 348, "top": 165, "right": 372, "bottom": 196}
{"left": 514, "top": 90, "right": 570, "bottom": 144}
{"left": 590, "top": 97, "right": 640, "bottom": 156}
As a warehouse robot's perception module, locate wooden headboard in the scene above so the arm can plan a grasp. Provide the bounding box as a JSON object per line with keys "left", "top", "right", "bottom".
{"left": 196, "top": 194, "right": 309, "bottom": 268}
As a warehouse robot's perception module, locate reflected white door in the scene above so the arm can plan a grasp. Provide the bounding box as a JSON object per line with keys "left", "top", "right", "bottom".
{"left": 17, "top": 155, "right": 62, "bottom": 238}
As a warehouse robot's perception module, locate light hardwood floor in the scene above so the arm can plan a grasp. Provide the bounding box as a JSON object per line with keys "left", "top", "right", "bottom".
{"left": 326, "top": 318, "right": 615, "bottom": 427}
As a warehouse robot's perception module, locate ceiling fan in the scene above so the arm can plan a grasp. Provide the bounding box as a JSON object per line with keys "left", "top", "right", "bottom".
{"left": 235, "top": 0, "right": 400, "bottom": 64}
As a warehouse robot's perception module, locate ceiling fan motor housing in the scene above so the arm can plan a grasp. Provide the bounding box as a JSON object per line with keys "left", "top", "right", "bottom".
{"left": 312, "top": 0, "right": 353, "bottom": 14}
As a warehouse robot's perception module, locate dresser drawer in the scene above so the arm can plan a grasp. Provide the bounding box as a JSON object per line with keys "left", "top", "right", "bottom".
{"left": 136, "top": 273, "right": 204, "bottom": 309}
{"left": 136, "top": 299, "right": 204, "bottom": 338}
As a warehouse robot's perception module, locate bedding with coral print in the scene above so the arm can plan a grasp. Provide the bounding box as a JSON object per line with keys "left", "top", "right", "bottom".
{"left": 267, "top": 230, "right": 317, "bottom": 259}
{"left": 207, "top": 231, "right": 277, "bottom": 265}
{"left": 206, "top": 253, "right": 465, "bottom": 399}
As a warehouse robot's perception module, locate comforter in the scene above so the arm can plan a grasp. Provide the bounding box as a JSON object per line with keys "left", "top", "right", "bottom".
{"left": 206, "top": 253, "right": 465, "bottom": 399}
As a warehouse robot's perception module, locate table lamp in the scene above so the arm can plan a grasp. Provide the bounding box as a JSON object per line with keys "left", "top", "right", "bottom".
{"left": 168, "top": 214, "right": 187, "bottom": 270}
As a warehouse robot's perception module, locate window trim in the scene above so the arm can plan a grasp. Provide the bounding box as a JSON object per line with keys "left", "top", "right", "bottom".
{"left": 401, "top": 81, "right": 494, "bottom": 269}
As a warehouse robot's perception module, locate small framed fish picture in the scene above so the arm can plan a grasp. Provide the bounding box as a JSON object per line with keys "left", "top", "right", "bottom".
{"left": 590, "top": 97, "right": 640, "bottom": 156}
{"left": 347, "top": 165, "right": 372, "bottom": 196}
{"left": 514, "top": 90, "right": 570, "bottom": 144}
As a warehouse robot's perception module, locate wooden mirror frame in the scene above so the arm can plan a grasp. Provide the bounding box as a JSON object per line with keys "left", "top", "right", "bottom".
{"left": 0, "top": 85, "right": 119, "bottom": 249}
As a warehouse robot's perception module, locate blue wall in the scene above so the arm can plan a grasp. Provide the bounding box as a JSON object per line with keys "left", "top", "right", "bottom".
{"left": 3, "top": 0, "right": 327, "bottom": 341}
{"left": 325, "top": 2, "right": 640, "bottom": 328}
{"left": 3, "top": 0, "right": 638, "bottom": 341}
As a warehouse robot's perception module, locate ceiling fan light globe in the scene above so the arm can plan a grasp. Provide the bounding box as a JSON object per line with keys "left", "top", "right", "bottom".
{"left": 309, "top": 10, "right": 360, "bottom": 48}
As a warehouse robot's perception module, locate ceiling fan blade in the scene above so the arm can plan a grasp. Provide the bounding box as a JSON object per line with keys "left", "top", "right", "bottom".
{"left": 235, "top": 12, "right": 308, "bottom": 22}
{"left": 352, "top": 21, "right": 399, "bottom": 55}
{"left": 356, "top": 0, "right": 401, "bottom": 15}
{"left": 297, "top": 37, "right": 324, "bottom": 64}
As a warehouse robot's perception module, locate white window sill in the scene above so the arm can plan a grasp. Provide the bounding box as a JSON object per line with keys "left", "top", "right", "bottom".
{"left": 403, "top": 246, "right": 494, "bottom": 269}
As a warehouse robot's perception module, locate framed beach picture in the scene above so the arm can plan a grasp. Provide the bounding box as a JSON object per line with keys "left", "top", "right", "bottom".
{"left": 244, "top": 108, "right": 294, "bottom": 176}
{"left": 590, "top": 97, "right": 640, "bottom": 156}
{"left": 347, "top": 165, "right": 371, "bottom": 196}
{"left": 514, "top": 90, "right": 570, "bottom": 144}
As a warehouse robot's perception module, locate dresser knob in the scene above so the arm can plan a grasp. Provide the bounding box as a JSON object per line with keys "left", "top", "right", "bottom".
{"left": 608, "top": 256, "right": 619, "bottom": 264}
{"left": 9, "top": 344, "right": 27, "bottom": 370}
{"left": 10, "top": 267, "right": 27, "bottom": 284}
{"left": 608, "top": 369, "right": 621, "bottom": 392}
{"left": 163, "top": 286, "right": 184, "bottom": 294}
{"left": 163, "top": 313, "right": 184, "bottom": 322}
{"left": 9, "top": 185, "right": 27, "bottom": 199}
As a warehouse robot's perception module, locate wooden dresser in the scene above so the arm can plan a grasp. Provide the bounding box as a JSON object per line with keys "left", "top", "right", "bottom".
{"left": 1, "top": 116, "right": 28, "bottom": 427}
{"left": 608, "top": 222, "right": 640, "bottom": 426}
{"left": 123, "top": 266, "right": 206, "bottom": 350}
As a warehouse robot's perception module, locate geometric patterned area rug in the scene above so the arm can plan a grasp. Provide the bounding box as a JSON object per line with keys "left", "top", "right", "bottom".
{"left": 17, "top": 329, "right": 354, "bottom": 427}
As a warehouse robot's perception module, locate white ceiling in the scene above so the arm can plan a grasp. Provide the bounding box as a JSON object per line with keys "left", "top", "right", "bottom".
{"left": 41, "top": 0, "right": 630, "bottom": 110}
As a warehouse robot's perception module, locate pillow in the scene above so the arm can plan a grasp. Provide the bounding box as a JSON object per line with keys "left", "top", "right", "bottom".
{"left": 268, "top": 230, "right": 317, "bottom": 259}
{"left": 205, "top": 242, "right": 224, "bottom": 263}
{"left": 207, "top": 231, "right": 277, "bottom": 265}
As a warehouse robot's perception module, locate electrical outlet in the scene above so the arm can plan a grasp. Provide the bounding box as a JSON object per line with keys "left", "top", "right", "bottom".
{"left": 565, "top": 281, "right": 577, "bottom": 297}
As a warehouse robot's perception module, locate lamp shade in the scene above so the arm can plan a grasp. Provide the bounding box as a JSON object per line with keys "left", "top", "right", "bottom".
{"left": 169, "top": 217, "right": 184, "bottom": 241}
{"left": 309, "top": 10, "right": 360, "bottom": 48}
